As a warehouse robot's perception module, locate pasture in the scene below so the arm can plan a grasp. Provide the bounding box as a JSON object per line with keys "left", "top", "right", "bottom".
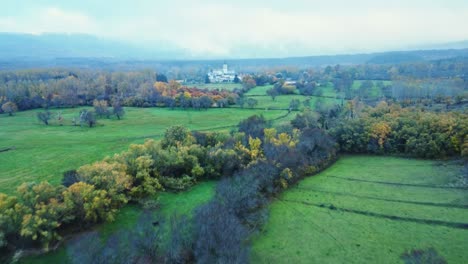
{"left": 190, "top": 83, "right": 242, "bottom": 91}
{"left": 251, "top": 156, "right": 468, "bottom": 263}
{"left": 242, "top": 84, "right": 340, "bottom": 110}
{"left": 0, "top": 107, "right": 288, "bottom": 194}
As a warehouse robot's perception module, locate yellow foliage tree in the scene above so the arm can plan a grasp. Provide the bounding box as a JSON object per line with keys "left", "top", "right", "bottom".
{"left": 370, "top": 121, "right": 391, "bottom": 149}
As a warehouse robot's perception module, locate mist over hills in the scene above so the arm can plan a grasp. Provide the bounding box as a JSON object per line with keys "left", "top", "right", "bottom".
{"left": 0, "top": 33, "right": 186, "bottom": 60}
{"left": 0, "top": 32, "right": 468, "bottom": 70}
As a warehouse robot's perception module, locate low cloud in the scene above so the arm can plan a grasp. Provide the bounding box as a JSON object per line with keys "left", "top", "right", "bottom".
{"left": 1, "top": 2, "right": 468, "bottom": 57}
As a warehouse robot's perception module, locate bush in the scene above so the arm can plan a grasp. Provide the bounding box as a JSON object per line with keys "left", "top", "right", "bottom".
{"left": 159, "top": 176, "right": 195, "bottom": 191}
{"left": 401, "top": 248, "right": 447, "bottom": 264}
{"left": 194, "top": 201, "right": 250, "bottom": 264}
{"left": 62, "top": 170, "right": 80, "bottom": 187}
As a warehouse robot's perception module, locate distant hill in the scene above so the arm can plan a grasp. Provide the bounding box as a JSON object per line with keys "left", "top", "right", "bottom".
{"left": 0, "top": 33, "right": 468, "bottom": 69}
{"left": 367, "top": 49, "right": 468, "bottom": 64}
{"left": 415, "top": 40, "right": 468, "bottom": 51}
{"left": 0, "top": 33, "right": 185, "bottom": 60}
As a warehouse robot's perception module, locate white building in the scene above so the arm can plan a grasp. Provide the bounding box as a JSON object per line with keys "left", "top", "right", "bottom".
{"left": 207, "top": 62, "right": 238, "bottom": 83}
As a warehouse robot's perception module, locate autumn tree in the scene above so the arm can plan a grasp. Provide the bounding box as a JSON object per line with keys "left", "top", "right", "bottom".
{"left": 93, "top": 100, "right": 110, "bottom": 118}
{"left": 77, "top": 161, "right": 132, "bottom": 207}
{"left": 63, "top": 182, "right": 117, "bottom": 225}
{"left": 1, "top": 101, "right": 18, "bottom": 116}
{"left": 242, "top": 76, "right": 256, "bottom": 90}
{"left": 16, "top": 182, "right": 68, "bottom": 250}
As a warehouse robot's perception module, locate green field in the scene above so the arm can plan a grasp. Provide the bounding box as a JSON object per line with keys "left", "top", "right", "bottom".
{"left": 251, "top": 156, "right": 467, "bottom": 263}
{"left": 0, "top": 107, "right": 289, "bottom": 195}
{"left": 20, "top": 181, "right": 216, "bottom": 264}
{"left": 242, "top": 84, "right": 340, "bottom": 110}
{"left": 351, "top": 80, "right": 392, "bottom": 99}
{"left": 189, "top": 83, "right": 242, "bottom": 91}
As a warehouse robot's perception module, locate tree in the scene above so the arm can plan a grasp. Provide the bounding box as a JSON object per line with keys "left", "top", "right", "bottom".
{"left": 63, "top": 182, "right": 116, "bottom": 225}
{"left": 242, "top": 76, "right": 256, "bottom": 90}
{"left": 93, "top": 100, "right": 110, "bottom": 118}
{"left": 236, "top": 97, "right": 245, "bottom": 108}
{"left": 112, "top": 101, "right": 125, "bottom": 120}
{"left": 62, "top": 170, "right": 80, "bottom": 187}
{"left": 233, "top": 74, "right": 240, "bottom": 83}
{"left": 2, "top": 101, "right": 18, "bottom": 116}
{"left": 161, "top": 125, "right": 194, "bottom": 148}
{"left": 289, "top": 99, "right": 300, "bottom": 111}
{"left": 77, "top": 161, "right": 132, "bottom": 207}
{"left": 156, "top": 73, "right": 168, "bottom": 83}
{"left": 246, "top": 98, "right": 258, "bottom": 109}
{"left": 194, "top": 202, "right": 249, "bottom": 264}
{"left": 37, "top": 111, "right": 52, "bottom": 125}
{"left": 80, "top": 110, "right": 97, "bottom": 128}
{"left": 266, "top": 88, "right": 279, "bottom": 101}
{"left": 204, "top": 74, "right": 211, "bottom": 84}
{"left": 199, "top": 96, "right": 212, "bottom": 110}
{"left": 238, "top": 115, "right": 267, "bottom": 139}
{"left": 16, "top": 182, "right": 68, "bottom": 250}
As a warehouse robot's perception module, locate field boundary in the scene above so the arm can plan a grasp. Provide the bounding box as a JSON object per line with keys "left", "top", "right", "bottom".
{"left": 295, "top": 186, "right": 468, "bottom": 209}
{"left": 281, "top": 198, "right": 468, "bottom": 230}
{"left": 326, "top": 175, "right": 468, "bottom": 190}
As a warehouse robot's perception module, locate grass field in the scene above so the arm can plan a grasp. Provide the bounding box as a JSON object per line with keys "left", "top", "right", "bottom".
{"left": 189, "top": 83, "right": 242, "bottom": 91}
{"left": 20, "top": 181, "right": 216, "bottom": 264}
{"left": 242, "top": 84, "right": 340, "bottom": 110}
{"left": 251, "top": 156, "right": 468, "bottom": 263}
{"left": 0, "top": 107, "right": 288, "bottom": 195}
{"left": 351, "top": 80, "right": 392, "bottom": 99}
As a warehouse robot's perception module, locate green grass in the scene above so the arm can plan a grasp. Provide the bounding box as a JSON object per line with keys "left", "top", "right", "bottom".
{"left": 189, "top": 83, "right": 242, "bottom": 91}
{"left": 241, "top": 84, "right": 340, "bottom": 110}
{"left": 244, "top": 85, "right": 275, "bottom": 96}
{"left": 351, "top": 80, "right": 392, "bottom": 99}
{"left": 0, "top": 107, "right": 287, "bottom": 195}
{"left": 318, "top": 82, "right": 339, "bottom": 97}
{"left": 251, "top": 156, "right": 467, "bottom": 264}
{"left": 243, "top": 95, "right": 339, "bottom": 110}
{"left": 20, "top": 181, "right": 216, "bottom": 264}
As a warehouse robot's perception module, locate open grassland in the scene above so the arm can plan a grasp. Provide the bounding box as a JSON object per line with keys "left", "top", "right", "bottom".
{"left": 251, "top": 156, "right": 468, "bottom": 263}
{"left": 244, "top": 95, "right": 338, "bottom": 110}
{"left": 351, "top": 80, "right": 392, "bottom": 99}
{"left": 243, "top": 84, "right": 340, "bottom": 110}
{"left": 190, "top": 83, "right": 242, "bottom": 91}
{"left": 20, "top": 181, "right": 216, "bottom": 264}
{"left": 0, "top": 107, "right": 288, "bottom": 195}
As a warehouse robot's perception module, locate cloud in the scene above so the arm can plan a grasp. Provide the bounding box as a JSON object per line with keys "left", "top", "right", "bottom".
{"left": 0, "top": 7, "right": 97, "bottom": 35}
{"left": 1, "top": 1, "right": 468, "bottom": 57}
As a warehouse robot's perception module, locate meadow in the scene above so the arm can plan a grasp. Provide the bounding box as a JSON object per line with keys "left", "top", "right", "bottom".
{"left": 189, "top": 83, "right": 242, "bottom": 91}
{"left": 0, "top": 107, "right": 290, "bottom": 194}
{"left": 242, "top": 84, "right": 340, "bottom": 110}
{"left": 3, "top": 82, "right": 465, "bottom": 264}
{"left": 251, "top": 156, "right": 468, "bottom": 263}
{"left": 351, "top": 80, "right": 392, "bottom": 99}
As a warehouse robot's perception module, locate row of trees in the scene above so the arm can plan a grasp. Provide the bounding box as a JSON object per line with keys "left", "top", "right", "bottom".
{"left": 0, "top": 114, "right": 338, "bottom": 261}
{"left": 0, "top": 70, "right": 240, "bottom": 113}
{"left": 35, "top": 100, "right": 125, "bottom": 127}
{"left": 59, "top": 115, "right": 338, "bottom": 263}
{"left": 331, "top": 102, "right": 468, "bottom": 158}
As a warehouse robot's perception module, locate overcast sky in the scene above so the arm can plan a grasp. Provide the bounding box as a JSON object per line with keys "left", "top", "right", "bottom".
{"left": 1, "top": 0, "right": 468, "bottom": 57}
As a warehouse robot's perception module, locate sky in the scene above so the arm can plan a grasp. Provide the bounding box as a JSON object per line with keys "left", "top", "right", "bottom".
{"left": 1, "top": 0, "right": 468, "bottom": 58}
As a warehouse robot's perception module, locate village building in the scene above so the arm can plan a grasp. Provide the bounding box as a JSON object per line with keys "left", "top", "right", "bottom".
{"left": 207, "top": 62, "right": 239, "bottom": 83}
